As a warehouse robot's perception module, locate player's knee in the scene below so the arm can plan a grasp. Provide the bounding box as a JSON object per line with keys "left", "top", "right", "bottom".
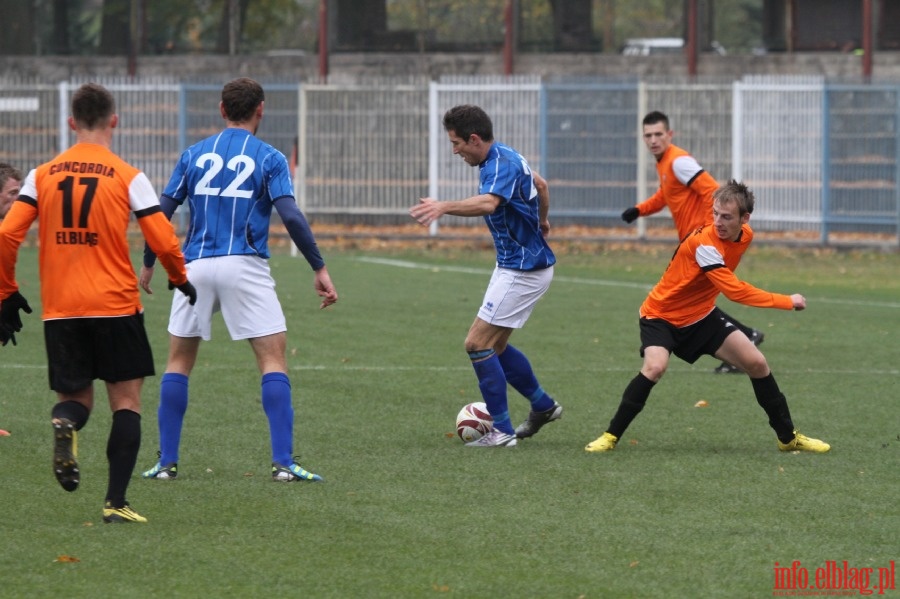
{"left": 641, "top": 362, "right": 667, "bottom": 381}
{"left": 742, "top": 353, "right": 769, "bottom": 378}
{"left": 464, "top": 337, "right": 486, "bottom": 354}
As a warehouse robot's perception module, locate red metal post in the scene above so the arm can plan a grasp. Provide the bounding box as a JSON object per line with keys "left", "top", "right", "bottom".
{"left": 503, "top": 0, "right": 515, "bottom": 76}
{"left": 686, "top": 0, "right": 698, "bottom": 77}
{"left": 862, "top": 0, "right": 873, "bottom": 80}
{"left": 318, "top": 0, "right": 329, "bottom": 82}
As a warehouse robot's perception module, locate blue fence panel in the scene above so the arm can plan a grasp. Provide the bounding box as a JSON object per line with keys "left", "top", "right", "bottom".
{"left": 823, "top": 84, "right": 900, "bottom": 239}
{"left": 1, "top": 76, "right": 898, "bottom": 245}
{"left": 542, "top": 80, "right": 639, "bottom": 225}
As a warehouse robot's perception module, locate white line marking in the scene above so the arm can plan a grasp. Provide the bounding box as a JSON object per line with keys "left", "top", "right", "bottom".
{"left": 354, "top": 257, "right": 900, "bottom": 308}
{"left": 355, "top": 256, "right": 652, "bottom": 289}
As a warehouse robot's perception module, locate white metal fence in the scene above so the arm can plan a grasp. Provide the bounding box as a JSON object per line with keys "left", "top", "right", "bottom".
{"left": 1, "top": 75, "right": 897, "bottom": 245}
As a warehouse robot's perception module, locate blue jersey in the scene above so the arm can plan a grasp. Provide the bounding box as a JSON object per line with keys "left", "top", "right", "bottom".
{"left": 162, "top": 128, "right": 293, "bottom": 262}
{"left": 479, "top": 142, "right": 556, "bottom": 271}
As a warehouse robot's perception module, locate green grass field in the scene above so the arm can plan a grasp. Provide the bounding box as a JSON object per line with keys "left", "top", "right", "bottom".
{"left": 2, "top": 243, "right": 898, "bottom": 598}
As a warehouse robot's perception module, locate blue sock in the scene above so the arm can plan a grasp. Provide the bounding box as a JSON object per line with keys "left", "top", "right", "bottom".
{"left": 262, "top": 372, "right": 294, "bottom": 467}
{"left": 498, "top": 345, "right": 555, "bottom": 412}
{"left": 471, "top": 352, "right": 514, "bottom": 434}
{"left": 158, "top": 373, "right": 189, "bottom": 466}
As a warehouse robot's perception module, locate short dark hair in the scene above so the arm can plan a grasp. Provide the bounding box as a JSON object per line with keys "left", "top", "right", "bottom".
{"left": 221, "top": 77, "right": 265, "bottom": 123}
{"left": 713, "top": 179, "right": 755, "bottom": 215}
{"left": 642, "top": 110, "right": 670, "bottom": 130}
{"left": 0, "top": 163, "right": 23, "bottom": 188}
{"left": 442, "top": 104, "right": 494, "bottom": 142}
{"left": 71, "top": 83, "right": 115, "bottom": 130}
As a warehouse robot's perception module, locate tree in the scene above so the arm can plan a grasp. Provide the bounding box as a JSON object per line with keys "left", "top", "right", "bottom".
{"left": 98, "top": 0, "right": 131, "bottom": 55}
{"left": 548, "top": 0, "right": 594, "bottom": 51}
{"left": 216, "top": 0, "right": 251, "bottom": 54}
{"left": 51, "top": 0, "right": 72, "bottom": 55}
{"left": 334, "top": 0, "right": 389, "bottom": 50}
{"left": 0, "top": 0, "right": 35, "bottom": 55}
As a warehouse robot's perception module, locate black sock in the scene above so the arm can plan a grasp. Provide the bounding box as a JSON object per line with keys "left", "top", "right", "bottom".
{"left": 51, "top": 401, "right": 90, "bottom": 431}
{"left": 751, "top": 374, "right": 795, "bottom": 443}
{"left": 607, "top": 373, "right": 656, "bottom": 438}
{"left": 105, "top": 410, "right": 141, "bottom": 508}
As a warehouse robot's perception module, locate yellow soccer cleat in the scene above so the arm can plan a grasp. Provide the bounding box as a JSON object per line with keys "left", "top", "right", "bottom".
{"left": 102, "top": 502, "right": 148, "bottom": 523}
{"left": 585, "top": 432, "right": 618, "bottom": 452}
{"left": 777, "top": 431, "right": 830, "bottom": 453}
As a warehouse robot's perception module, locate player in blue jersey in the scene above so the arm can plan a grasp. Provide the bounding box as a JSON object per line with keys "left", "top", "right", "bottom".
{"left": 409, "top": 104, "right": 561, "bottom": 447}
{"left": 140, "top": 78, "right": 337, "bottom": 482}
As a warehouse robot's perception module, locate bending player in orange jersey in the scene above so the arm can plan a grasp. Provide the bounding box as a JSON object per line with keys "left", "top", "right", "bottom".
{"left": 621, "top": 111, "right": 765, "bottom": 374}
{"left": 587, "top": 180, "right": 829, "bottom": 454}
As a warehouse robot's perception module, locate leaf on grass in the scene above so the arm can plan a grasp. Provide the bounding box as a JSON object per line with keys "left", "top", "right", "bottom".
{"left": 444, "top": 432, "right": 455, "bottom": 438}
{"left": 82, "top": 522, "right": 93, "bottom": 527}
{"left": 55, "top": 555, "right": 80, "bottom": 563}
{"left": 242, "top": 471, "right": 253, "bottom": 477}
{"left": 694, "top": 400, "right": 709, "bottom": 408}
{"left": 629, "top": 439, "right": 639, "bottom": 445}
{"left": 777, "top": 466, "right": 785, "bottom": 473}
{"left": 431, "top": 584, "right": 450, "bottom": 592}
{"left": 629, "top": 560, "right": 640, "bottom": 568}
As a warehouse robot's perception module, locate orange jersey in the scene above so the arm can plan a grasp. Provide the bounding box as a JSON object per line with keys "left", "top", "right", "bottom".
{"left": 0, "top": 143, "right": 188, "bottom": 319}
{"left": 637, "top": 144, "right": 720, "bottom": 239}
{"left": 640, "top": 224, "right": 794, "bottom": 327}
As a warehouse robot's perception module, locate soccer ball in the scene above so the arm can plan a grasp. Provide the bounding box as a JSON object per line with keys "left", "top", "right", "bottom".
{"left": 455, "top": 401, "right": 493, "bottom": 442}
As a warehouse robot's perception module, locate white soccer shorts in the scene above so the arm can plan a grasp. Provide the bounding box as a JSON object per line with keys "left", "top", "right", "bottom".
{"left": 476, "top": 265, "right": 554, "bottom": 329}
{"left": 168, "top": 255, "right": 287, "bottom": 341}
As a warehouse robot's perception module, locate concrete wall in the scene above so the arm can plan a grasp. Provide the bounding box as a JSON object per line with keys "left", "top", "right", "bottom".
{"left": 2, "top": 51, "right": 900, "bottom": 82}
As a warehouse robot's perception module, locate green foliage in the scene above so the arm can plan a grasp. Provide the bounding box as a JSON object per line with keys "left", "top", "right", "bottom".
{"left": 1, "top": 244, "right": 897, "bottom": 597}
{"left": 23, "top": 0, "right": 767, "bottom": 57}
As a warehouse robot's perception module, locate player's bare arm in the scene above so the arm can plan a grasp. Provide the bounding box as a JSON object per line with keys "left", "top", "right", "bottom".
{"left": 313, "top": 266, "right": 338, "bottom": 309}
{"left": 409, "top": 194, "right": 500, "bottom": 226}
{"left": 139, "top": 265, "right": 154, "bottom": 294}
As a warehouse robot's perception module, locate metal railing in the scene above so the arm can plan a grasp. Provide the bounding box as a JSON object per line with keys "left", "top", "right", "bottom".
{"left": 1, "top": 75, "right": 897, "bottom": 246}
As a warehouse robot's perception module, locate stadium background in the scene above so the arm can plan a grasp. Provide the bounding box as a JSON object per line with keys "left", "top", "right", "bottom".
{"left": 1, "top": 0, "right": 898, "bottom": 248}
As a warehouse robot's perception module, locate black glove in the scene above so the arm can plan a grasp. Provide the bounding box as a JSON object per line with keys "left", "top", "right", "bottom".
{"left": 0, "top": 327, "right": 17, "bottom": 347}
{"left": 621, "top": 207, "right": 640, "bottom": 223}
{"left": 0, "top": 291, "right": 32, "bottom": 347}
{"left": 169, "top": 280, "right": 197, "bottom": 306}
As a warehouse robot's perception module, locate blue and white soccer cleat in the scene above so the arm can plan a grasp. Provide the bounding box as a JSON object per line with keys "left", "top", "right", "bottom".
{"left": 272, "top": 460, "right": 323, "bottom": 482}
{"left": 142, "top": 462, "right": 178, "bottom": 480}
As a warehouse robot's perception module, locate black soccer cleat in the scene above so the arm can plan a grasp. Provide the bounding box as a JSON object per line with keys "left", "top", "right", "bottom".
{"left": 52, "top": 419, "right": 80, "bottom": 492}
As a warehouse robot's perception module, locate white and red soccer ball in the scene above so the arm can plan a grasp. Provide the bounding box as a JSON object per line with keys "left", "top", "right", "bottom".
{"left": 455, "top": 402, "right": 493, "bottom": 442}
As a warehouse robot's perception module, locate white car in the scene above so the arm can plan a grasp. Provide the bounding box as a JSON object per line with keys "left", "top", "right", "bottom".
{"left": 620, "top": 38, "right": 727, "bottom": 56}
{"left": 620, "top": 38, "right": 684, "bottom": 55}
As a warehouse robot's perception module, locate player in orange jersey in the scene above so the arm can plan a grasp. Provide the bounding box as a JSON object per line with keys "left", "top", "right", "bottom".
{"left": 586, "top": 180, "right": 829, "bottom": 454}
{"left": 0, "top": 82, "right": 197, "bottom": 523}
{"left": 0, "top": 163, "right": 23, "bottom": 437}
{"left": 621, "top": 111, "right": 765, "bottom": 374}
{"left": 0, "top": 163, "right": 22, "bottom": 219}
